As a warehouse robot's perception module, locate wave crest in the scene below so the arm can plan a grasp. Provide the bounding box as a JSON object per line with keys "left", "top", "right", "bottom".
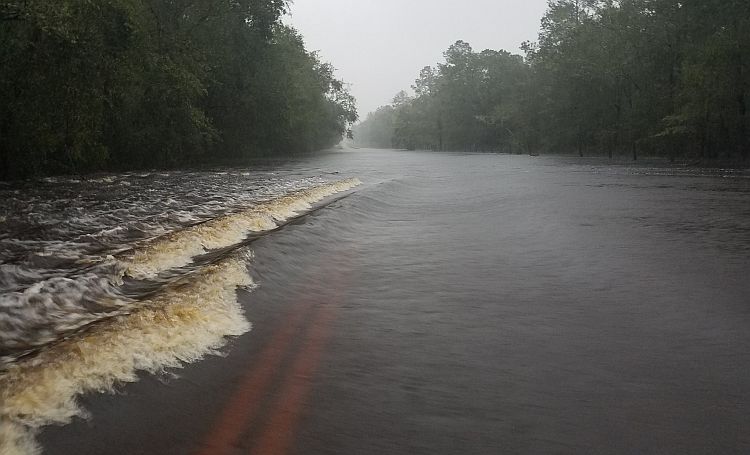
{"left": 0, "top": 255, "right": 252, "bottom": 454}
{"left": 120, "top": 178, "right": 361, "bottom": 279}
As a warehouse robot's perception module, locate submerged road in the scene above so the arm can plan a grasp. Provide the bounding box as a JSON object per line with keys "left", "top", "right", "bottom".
{"left": 42, "top": 150, "right": 750, "bottom": 454}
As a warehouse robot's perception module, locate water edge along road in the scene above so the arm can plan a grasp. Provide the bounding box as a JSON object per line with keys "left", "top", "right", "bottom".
{"left": 29, "top": 149, "right": 750, "bottom": 454}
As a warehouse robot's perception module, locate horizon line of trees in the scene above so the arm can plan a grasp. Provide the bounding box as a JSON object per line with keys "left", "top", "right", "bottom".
{"left": 354, "top": 0, "right": 749, "bottom": 163}
{"left": 0, "top": 0, "right": 358, "bottom": 180}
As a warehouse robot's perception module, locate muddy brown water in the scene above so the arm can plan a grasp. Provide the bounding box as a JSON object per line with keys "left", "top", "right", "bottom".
{"left": 8, "top": 149, "right": 750, "bottom": 454}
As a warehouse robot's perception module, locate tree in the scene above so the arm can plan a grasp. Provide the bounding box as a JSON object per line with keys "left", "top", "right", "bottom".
{"left": 355, "top": 1, "right": 748, "bottom": 163}
{"left": 0, "top": 0, "right": 356, "bottom": 179}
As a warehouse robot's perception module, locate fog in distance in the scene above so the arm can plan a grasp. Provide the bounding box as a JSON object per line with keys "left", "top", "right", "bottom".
{"left": 285, "top": 0, "right": 548, "bottom": 116}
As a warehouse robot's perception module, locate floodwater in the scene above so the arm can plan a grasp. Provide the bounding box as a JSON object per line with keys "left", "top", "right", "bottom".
{"left": 0, "top": 169, "right": 359, "bottom": 358}
{"left": 3, "top": 149, "right": 750, "bottom": 454}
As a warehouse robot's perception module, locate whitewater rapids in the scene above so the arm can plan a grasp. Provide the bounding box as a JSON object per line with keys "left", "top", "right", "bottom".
{"left": 0, "top": 175, "right": 361, "bottom": 455}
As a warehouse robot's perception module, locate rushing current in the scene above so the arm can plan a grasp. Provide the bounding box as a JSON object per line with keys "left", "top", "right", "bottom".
{"left": 0, "top": 165, "right": 360, "bottom": 455}
{"left": 0, "top": 170, "right": 360, "bottom": 361}
{"left": 3, "top": 148, "right": 750, "bottom": 455}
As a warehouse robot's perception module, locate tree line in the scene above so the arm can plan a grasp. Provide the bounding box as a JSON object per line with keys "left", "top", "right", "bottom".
{"left": 354, "top": 0, "right": 749, "bottom": 163}
{"left": 0, "top": 0, "right": 357, "bottom": 179}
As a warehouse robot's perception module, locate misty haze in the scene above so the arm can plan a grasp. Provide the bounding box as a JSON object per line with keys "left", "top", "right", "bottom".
{"left": 1, "top": 2, "right": 749, "bottom": 455}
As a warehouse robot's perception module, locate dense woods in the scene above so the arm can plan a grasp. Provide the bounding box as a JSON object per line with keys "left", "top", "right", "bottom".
{"left": 354, "top": 0, "right": 749, "bottom": 163}
{"left": 0, "top": 0, "right": 357, "bottom": 179}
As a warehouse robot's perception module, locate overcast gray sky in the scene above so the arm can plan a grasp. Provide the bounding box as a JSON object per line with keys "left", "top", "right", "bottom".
{"left": 284, "top": 0, "right": 549, "bottom": 116}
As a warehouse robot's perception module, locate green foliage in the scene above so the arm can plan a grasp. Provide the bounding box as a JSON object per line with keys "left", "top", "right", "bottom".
{"left": 354, "top": 106, "right": 396, "bottom": 148}
{"left": 355, "top": 0, "right": 748, "bottom": 163}
{"left": 0, "top": 0, "right": 356, "bottom": 179}
{"left": 355, "top": 41, "right": 531, "bottom": 153}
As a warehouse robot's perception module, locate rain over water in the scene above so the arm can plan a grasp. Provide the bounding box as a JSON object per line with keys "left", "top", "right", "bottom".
{"left": 2, "top": 149, "right": 750, "bottom": 454}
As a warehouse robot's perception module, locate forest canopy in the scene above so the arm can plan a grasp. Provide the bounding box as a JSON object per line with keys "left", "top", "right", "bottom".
{"left": 0, "top": 0, "right": 358, "bottom": 179}
{"left": 354, "top": 0, "right": 749, "bottom": 163}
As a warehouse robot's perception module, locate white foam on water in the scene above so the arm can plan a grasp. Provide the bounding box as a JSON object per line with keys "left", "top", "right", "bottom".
{"left": 0, "top": 420, "right": 40, "bottom": 455}
{"left": 121, "top": 178, "right": 361, "bottom": 279}
{"left": 0, "top": 255, "right": 253, "bottom": 455}
{"left": 0, "top": 176, "right": 362, "bottom": 454}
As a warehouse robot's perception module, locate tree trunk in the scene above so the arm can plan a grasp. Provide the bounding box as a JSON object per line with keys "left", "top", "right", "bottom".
{"left": 0, "top": 112, "right": 8, "bottom": 180}
{"left": 736, "top": 55, "right": 747, "bottom": 161}
{"left": 733, "top": 16, "right": 748, "bottom": 161}
{"left": 438, "top": 118, "right": 444, "bottom": 152}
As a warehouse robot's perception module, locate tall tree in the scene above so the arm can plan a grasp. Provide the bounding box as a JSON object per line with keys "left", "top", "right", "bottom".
{"left": 355, "top": 1, "right": 748, "bottom": 164}
{"left": 0, "top": 0, "right": 356, "bottom": 179}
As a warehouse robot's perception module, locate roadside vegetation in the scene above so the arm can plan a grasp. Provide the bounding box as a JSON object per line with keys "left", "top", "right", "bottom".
{"left": 354, "top": 0, "right": 749, "bottom": 163}
{"left": 0, "top": 0, "right": 357, "bottom": 179}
